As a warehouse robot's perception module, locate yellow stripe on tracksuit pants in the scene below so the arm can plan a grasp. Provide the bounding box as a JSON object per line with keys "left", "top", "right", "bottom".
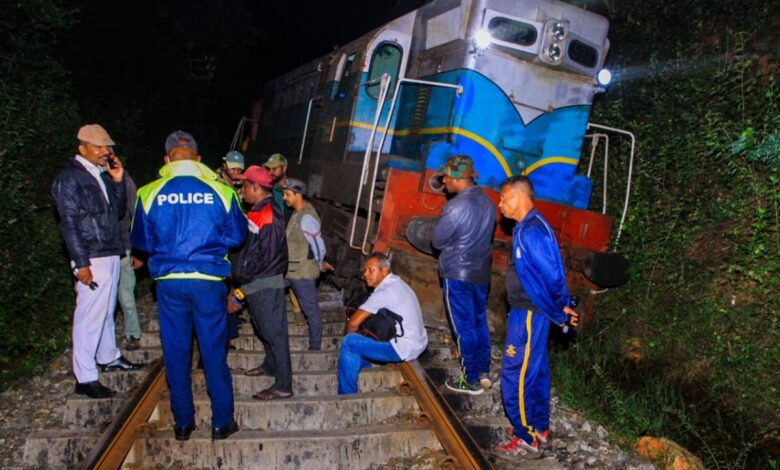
{"left": 500, "top": 308, "right": 553, "bottom": 444}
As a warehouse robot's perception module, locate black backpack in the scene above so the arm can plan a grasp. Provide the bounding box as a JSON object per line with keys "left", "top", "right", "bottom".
{"left": 359, "top": 308, "right": 405, "bottom": 343}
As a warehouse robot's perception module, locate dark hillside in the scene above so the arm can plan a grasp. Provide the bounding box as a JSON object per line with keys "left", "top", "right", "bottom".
{"left": 555, "top": 1, "right": 780, "bottom": 467}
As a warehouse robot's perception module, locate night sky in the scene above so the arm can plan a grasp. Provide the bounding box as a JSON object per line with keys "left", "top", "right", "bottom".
{"left": 59, "top": 0, "right": 426, "bottom": 171}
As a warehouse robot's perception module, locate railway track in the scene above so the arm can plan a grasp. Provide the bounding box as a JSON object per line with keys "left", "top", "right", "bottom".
{"left": 23, "top": 288, "right": 498, "bottom": 469}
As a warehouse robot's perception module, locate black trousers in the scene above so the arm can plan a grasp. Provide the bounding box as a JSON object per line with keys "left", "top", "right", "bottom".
{"left": 247, "top": 287, "right": 292, "bottom": 393}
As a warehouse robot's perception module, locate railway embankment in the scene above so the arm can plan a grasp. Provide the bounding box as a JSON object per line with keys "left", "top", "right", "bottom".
{"left": 5, "top": 288, "right": 663, "bottom": 469}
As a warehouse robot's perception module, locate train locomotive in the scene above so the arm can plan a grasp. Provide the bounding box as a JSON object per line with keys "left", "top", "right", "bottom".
{"left": 241, "top": 0, "right": 633, "bottom": 327}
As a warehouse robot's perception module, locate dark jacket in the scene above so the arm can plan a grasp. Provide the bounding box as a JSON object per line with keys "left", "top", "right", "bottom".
{"left": 119, "top": 173, "right": 137, "bottom": 252}
{"left": 431, "top": 185, "right": 496, "bottom": 284}
{"left": 52, "top": 156, "right": 127, "bottom": 268}
{"left": 231, "top": 196, "right": 288, "bottom": 284}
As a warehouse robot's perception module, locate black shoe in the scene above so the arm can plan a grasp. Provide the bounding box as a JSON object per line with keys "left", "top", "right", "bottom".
{"left": 74, "top": 381, "right": 116, "bottom": 399}
{"left": 124, "top": 337, "right": 141, "bottom": 351}
{"left": 211, "top": 420, "right": 239, "bottom": 440}
{"left": 99, "top": 355, "right": 144, "bottom": 372}
{"left": 174, "top": 425, "right": 195, "bottom": 441}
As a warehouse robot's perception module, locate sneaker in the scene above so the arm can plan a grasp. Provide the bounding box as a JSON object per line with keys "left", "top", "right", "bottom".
{"left": 445, "top": 375, "right": 483, "bottom": 395}
{"left": 479, "top": 371, "right": 500, "bottom": 389}
{"left": 494, "top": 436, "right": 543, "bottom": 460}
{"left": 536, "top": 429, "right": 553, "bottom": 449}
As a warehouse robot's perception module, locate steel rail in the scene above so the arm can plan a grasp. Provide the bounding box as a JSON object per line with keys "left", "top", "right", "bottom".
{"left": 80, "top": 356, "right": 491, "bottom": 469}
{"left": 80, "top": 358, "right": 167, "bottom": 470}
{"left": 398, "top": 361, "right": 494, "bottom": 469}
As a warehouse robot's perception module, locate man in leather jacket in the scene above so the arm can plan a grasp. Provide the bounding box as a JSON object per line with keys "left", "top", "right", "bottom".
{"left": 431, "top": 154, "right": 497, "bottom": 395}
{"left": 231, "top": 165, "right": 293, "bottom": 400}
{"left": 52, "top": 124, "right": 143, "bottom": 399}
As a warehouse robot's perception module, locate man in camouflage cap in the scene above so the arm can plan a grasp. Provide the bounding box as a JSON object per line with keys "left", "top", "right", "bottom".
{"left": 264, "top": 153, "right": 289, "bottom": 221}
{"left": 431, "top": 154, "right": 497, "bottom": 395}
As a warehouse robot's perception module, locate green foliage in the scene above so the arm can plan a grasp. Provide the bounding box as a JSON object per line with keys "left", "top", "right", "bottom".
{"left": 553, "top": 0, "right": 780, "bottom": 467}
{"left": 0, "top": 0, "right": 81, "bottom": 385}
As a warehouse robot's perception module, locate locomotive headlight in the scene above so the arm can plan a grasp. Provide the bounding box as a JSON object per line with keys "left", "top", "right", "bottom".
{"left": 551, "top": 23, "right": 566, "bottom": 41}
{"left": 546, "top": 44, "right": 562, "bottom": 62}
{"left": 473, "top": 28, "right": 493, "bottom": 50}
{"left": 597, "top": 69, "right": 612, "bottom": 86}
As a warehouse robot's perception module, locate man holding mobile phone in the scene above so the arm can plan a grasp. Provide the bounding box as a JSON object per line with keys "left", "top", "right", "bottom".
{"left": 52, "top": 124, "right": 143, "bottom": 399}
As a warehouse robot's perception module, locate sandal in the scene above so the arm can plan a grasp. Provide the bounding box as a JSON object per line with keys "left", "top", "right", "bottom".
{"left": 245, "top": 366, "right": 272, "bottom": 377}
{"left": 252, "top": 387, "right": 293, "bottom": 400}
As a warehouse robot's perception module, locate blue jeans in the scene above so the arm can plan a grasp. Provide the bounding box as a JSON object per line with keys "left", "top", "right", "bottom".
{"left": 288, "top": 278, "right": 323, "bottom": 350}
{"left": 337, "top": 333, "right": 401, "bottom": 394}
{"left": 156, "top": 279, "right": 233, "bottom": 429}
{"left": 118, "top": 251, "right": 141, "bottom": 339}
{"left": 442, "top": 278, "right": 491, "bottom": 383}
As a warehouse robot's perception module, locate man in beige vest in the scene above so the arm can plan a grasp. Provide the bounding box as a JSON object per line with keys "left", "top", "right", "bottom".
{"left": 282, "top": 178, "right": 331, "bottom": 351}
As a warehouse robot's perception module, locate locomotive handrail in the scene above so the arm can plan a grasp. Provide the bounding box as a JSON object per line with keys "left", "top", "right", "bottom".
{"left": 586, "top": 122, "right": 636, "bottom": 247}
{"left": 585, "top": 133, "right": 609, "bottom": 214}
{"left": 349, "top": 73, "right": 391, "bottom": 251}
{"left": 359, "top": 78, "right": 464, "bottom": 254}
{"left": 298, "top": 99, "right": 315, "bottom": 164}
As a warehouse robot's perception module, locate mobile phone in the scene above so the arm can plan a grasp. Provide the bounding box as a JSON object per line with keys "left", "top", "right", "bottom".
{"left": 107, "top": 154, "right": 117, "bottom": 169}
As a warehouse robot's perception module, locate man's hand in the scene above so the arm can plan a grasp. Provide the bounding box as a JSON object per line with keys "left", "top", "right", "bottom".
{"left": 130, "top": 256, "right": 144, "bottom": 269}
{"left": 106, "top": 154, "right": 124, "bottom": 182}
{"left": 346, "top": 309, "right": 371, "bottom": 334}
{"left": 563, "top": 306, "right": 579, "bottom": 327}
{"left": 226, "top": 295, "right": 243, "bottom": 314}
{"left": 76, "top": 266, "right": 93, "bottom": 286}
{"left": 321, "top": 261, "right": 334, "bottom": 272}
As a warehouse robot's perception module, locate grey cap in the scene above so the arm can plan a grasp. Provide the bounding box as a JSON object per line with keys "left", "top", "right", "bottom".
{"left": 165, "top": 130, "right": 198, "bottom": 154}
{"left": 282, "top": 177, "right": 306, "bottom": 194}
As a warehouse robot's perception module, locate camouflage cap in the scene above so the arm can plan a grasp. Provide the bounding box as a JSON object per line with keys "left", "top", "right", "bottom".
{"left": 437, "top": 154, "right": 478, "bottom": 179}
{"left": 264, "top": 153, "right": 287, "bottom": 169}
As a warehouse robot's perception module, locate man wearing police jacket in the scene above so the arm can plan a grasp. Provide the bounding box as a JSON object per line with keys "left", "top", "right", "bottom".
{"left": 131, "top": 131, "right": 246, "bottom": 441}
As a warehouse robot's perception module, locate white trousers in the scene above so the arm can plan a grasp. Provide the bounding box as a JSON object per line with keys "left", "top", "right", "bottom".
{"left": 72, "top": 255, "right": 121, "bottom": 383}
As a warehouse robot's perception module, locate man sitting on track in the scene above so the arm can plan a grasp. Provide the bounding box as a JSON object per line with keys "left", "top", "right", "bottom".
{"left": 337, "top": 253, "right": 428, "bottom": 394}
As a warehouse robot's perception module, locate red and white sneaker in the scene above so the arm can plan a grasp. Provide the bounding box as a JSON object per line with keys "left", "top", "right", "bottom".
{"left": 536, "top": 429, "right": 553, "bottom": 449}
{"left": 494, "top": 436, "right": 543, "bottom": 460}
{"left": 505, "top": 427, "right": 553, "bottom": 449}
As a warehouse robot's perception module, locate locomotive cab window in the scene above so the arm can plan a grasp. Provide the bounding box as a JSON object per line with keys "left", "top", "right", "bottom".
{"left": 366, "top": 43, "right": 402, "bottom": 99}
{"left": 568, "top": 40, "right": 598, "bottom": 69}
{"left": 332, "top": 53, "right": 357, "bottom": 101}
{"left": 488, "top": 17, "right": 537, "bottom": 47}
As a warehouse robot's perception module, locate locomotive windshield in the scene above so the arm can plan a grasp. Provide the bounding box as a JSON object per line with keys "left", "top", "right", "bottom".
{"left": 488, "top": 17, "right": 538, "bottom": 47}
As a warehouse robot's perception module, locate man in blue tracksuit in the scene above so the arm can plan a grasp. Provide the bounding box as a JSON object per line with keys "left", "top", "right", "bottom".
{"left": 494, "top": 175, "right": 579, "bottom": 460}
{"left": 131, "top": 131, "right": 247, "bottom": 441}
{"left": 431, "top": 155, "right": 497, "bottom": 395}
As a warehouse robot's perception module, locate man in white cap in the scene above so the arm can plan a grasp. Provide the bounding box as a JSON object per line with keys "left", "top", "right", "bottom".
{"left": 52, "top": 124, "right": 143, "bottom": 399}
{"left": 217, "top": 150, "right": 245, "bottom": 191}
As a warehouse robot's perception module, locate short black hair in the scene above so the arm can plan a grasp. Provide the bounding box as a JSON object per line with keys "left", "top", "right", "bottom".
{"left": 502, "top": 175, "right": 534, "bottom": 198}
